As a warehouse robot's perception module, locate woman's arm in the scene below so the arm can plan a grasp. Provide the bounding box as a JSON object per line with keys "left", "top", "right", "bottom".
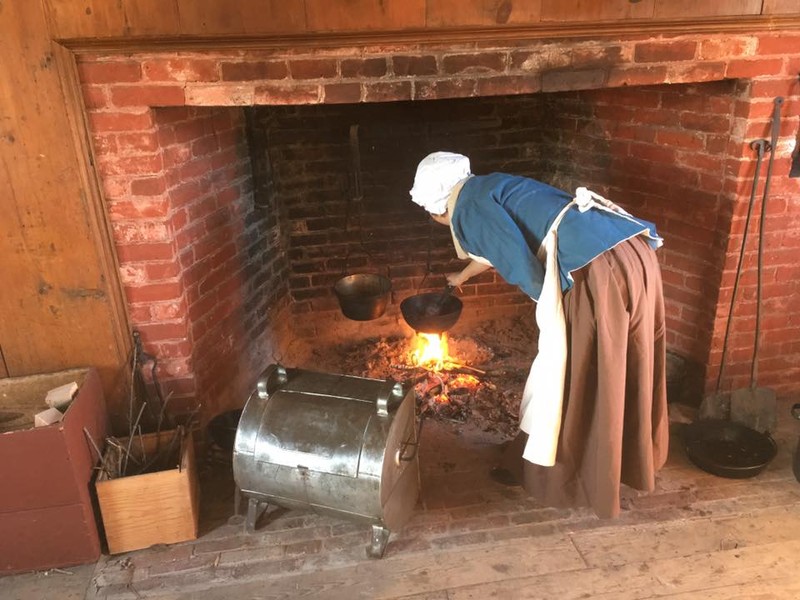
{"left": 447, "top": 260, "right": 492, "bottom": 288}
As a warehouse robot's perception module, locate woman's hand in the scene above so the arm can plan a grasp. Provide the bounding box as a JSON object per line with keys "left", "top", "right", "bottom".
{"left": 446, "top": 260, "right": 492, "bottom": 290}
{"left": 446, "top": 272, "right": 464, "bottom": 289}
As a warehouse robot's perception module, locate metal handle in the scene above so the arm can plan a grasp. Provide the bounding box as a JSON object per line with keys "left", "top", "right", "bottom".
{"left": 257, "top": 364, "right": 288, "bottom": 400}
{"left": 395, "top": 417, "right": 425, "bottom": 464}
{"left": 376, "top": 379, "right": 403, "bottom": 417}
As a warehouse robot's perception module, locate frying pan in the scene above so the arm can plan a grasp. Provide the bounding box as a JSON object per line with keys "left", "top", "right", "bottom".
{"left": 682, "top": 419, "right": 776, "bottom": 479}
{"left": 400, "top": 285, "right": 462, "bottom": 334}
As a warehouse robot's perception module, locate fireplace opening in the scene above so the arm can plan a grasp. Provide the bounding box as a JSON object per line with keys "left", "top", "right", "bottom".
{"left": 99, "top": 79, "right": 739, "bottom": 425}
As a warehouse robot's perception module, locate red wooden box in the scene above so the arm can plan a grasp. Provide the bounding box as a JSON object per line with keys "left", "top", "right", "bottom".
{"left": 0, "top": 368, "right": 108, "bottom": 574}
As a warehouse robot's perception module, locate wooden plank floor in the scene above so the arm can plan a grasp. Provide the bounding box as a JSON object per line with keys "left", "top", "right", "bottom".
{"left": 2, "top": 400, "right": 798, "bottom": 600}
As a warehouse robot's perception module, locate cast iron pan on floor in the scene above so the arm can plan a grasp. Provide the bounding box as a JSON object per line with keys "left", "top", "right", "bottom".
{"left": 681, "top": 419, "right": 777, "bottom": 479}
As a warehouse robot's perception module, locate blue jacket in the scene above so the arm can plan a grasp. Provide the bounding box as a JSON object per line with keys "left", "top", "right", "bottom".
{"left": 450, "top": 174, "right": 661, "bottom": 301}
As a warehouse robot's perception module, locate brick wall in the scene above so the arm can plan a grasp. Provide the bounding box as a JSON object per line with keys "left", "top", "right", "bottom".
{"left": 538, "top": 82, "right": 739, "bottom": 367}
{"left": 77, "top": 30, "right": 800, "bottom": 419}
{"left": 86, "top": 88, "right": 290, "bottom": 421}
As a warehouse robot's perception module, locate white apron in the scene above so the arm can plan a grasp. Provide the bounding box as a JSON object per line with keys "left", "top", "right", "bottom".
{"left": 519, "top": 187, "right": 645, "bottom": 467}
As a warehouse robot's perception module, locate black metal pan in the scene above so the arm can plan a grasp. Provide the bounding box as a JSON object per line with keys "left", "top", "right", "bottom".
{"left": 400, "top": 285, "right": 462, "bottom": 334}
{"left": 681, "top": 419, "right": 776, "bottom": 479}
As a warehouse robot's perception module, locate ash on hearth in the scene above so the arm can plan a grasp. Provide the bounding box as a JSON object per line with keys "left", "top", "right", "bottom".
{"left": 296, "top": 318, "right": 537, "bottom": 438}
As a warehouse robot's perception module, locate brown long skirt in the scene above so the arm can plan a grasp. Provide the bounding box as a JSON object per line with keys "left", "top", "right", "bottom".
{"left": 502, "top": 236, "right": 669, "bottom": 518}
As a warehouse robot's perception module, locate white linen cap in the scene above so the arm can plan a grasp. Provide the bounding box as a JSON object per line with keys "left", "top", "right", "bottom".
{"left": 409, "top": 151, "right": 471, "bottom": 215}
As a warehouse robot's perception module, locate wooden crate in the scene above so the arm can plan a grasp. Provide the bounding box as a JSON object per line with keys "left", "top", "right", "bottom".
{"left": 95, "top": 429, "right": 199, "bottom": 554}
{"left": 0, "top": 368, "right": 107, "bottom": 574}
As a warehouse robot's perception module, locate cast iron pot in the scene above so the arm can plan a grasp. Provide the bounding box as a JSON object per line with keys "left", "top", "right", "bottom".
{"left": 334, "top": 274, "right": 392, "bottom": 321}
{"left": 400, "top": 286, "right": 462, "bottom": 334}
{"left": 682, "top": 419, "right": 777, "bottom": 479}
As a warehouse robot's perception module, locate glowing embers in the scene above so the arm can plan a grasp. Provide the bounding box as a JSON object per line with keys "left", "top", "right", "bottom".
{"left": 408, "top": 332, "right": 482, "bottom": 418}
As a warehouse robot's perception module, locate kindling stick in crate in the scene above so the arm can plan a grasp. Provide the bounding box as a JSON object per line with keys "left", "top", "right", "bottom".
{"left": 86, "top": 331, "right": 201, "bottom": 554}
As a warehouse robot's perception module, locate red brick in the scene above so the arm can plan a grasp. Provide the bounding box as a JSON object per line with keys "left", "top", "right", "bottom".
{"left": 698, "top": 37, "right": 754, "bottom": 61}
{"left": 116, "top": 242, "right": 176, "bottom": 262}
{"left": 392, "top": 55, "right": 438, "bottom": 77}
{"left": 611, "top": 124, "right": 655, "bottom": 143}
{"left": 124, "top": 281, "right": 184, "bottom": 304}
{"left": 748, "top": 77, "right": 800, "bottom": 98}
{"left": 78, "top": 60, "right": 142, "bottom": 84}
{"left": 634, "top": 41, "right": 697, "bottom": 63}
{"left": 680, "top": 112, "right": 731, "bottom": 134}
{"left": 442, "top": 53, "right": 505, "bottom": 74}
{"left": 667, "top": 62, "right": 726, "bottom": 83}
{"left": 108, "top": 198, "right": 170, "bottom": 219}
{"left": 626, "top": 142, "right": 677, "bottom": 165}
{"left": 254, "top": 83, "right": 321, "bottom": 104}
{"left": 475, "top": 75, "right": 540, "bottom": 96}
{"left": 97, "top": 154, "right": 163, "bottom": 177}
{"left": 188, "top": 195, "right": 219, "bottom": 223}
{"left": 221, "top": 61, "right": 288, "bottom": 81}
{"left": 170, "top": 208, "right": 189, "bottom": 233}
{"left": 785, "top": 56, "right": 800, "bottom": 77}
{"left": 592, "top": 87, "right": 661, "bottom": 108}
{"left": 146, "top": 261, "right": 182, "bottom": 281}
{"left": 82, "top": 85, "right": 109, "bottom": 109}
{"left": 163, "top": 146, "right": 192, "bottom": 170}
{"left": 707, "top": 134, "right": 729, "bottom": 155}
{"left": 655, "top": 130, "right": 705, "bottom": 151}
{"left": 131, "top": 177, "right": 167, "bottom": 196}
{"left": 193, "top": 230, "right": 231, "bottom": 262}
{"left": 192, "top": 136, "right": 219, "bottom": 157}
{"left": 88, "top": 111, "right": 155, "bottom": 133}
{"left": 153, "top": 340, "right": 193, "bottom": 359}
{"left": 198, "top": 267, "right": 229, "bottom": 297}
{"left": 154, "top": 106, "right": 194, "bottom": 125}
{"left": 414, "top": 78, "right": 477, "bottom": 100}
{"left": 112, "top": 219, "right": 171, "bottom": 244}
{"left": 172, "top": 118, "right": 207, "bottom": 143}
{"left": 288, "top": 58, "right": 338, "bottom": 80}
{"left": 323, "top": 82, "right": 362, "bottom": 103}
{"left": 214, "top": 187, "right": 240, "bottom": 206}
{"left": 176, "top": 221, "right": 209, "bottom": 250}
{"left": 697, "top": 172, "right": 725, "bottom": 194}
{"left": 725, "top": 58, "right": 785, "bottom": 79}
{"left": 178, "top": 156, "right": 211, "bottom": 181}
{"left": 188, "top": 291, "right": 218, "bottom": 323}
{"left": 574, "top": 46, "right": 626, "bottom": 69}
{"left": 135, "top": 322, "right": 189, "bottom": 344}
{"left": 143, "top": 58, "right": 219, "bottom": 82}
{"left": 744, "top": 119, "right": 781, "bottom": 139}
{"left": 705, "top": 96, "right": 736, "bottom": 115}
{"left": 127, "top": 304, "right": 153, "bottom": 323}
{"left": 678, "top": 151, "right": 723, "bottom": 173}
{"left": 92, "top": 134, "right": 118, "bottom": 155}
{"left": 606, "top": 66, "right": 669, "bottom": 88}
{"left": 542, "top": 68, "right": 607, "bottom": 92}
{"left": 185, "top": 85, "right": 255, "bottom": 105}
{"left": 111, "top": 85, "right": 186, "bottom": 107}
{"left": 171, "top": 180, "right": 207, "bottom": 206}
{"left": 757, "top": 34, "right": 800, "bottom": 55}
{"left": 117, "top": 132, "right": 160, "bottom": 153}
{"left": 341, "top": 57, "right": 387, "bottom": 78}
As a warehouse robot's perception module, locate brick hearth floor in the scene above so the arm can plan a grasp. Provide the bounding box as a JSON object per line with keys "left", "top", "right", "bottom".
{"left": 3, "top": 401, "right": 800, "bottom": 600}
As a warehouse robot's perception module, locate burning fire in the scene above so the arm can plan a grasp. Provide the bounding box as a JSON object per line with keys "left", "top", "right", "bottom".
{"left": 407, "top": 332, "right": 483, "bottom": 411}
{"left": 410, "top": 333, "right": 450, "bottom": 371}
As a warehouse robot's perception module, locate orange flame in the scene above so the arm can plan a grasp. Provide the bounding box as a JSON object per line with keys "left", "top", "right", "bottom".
{"left": 410, "top": 333, "right": 449, "bottom": 371}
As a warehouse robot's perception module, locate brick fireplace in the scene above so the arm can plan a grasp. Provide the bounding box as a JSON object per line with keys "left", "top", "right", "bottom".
{"left": 76, "top": 32, "right": 800, "bottom": 424}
